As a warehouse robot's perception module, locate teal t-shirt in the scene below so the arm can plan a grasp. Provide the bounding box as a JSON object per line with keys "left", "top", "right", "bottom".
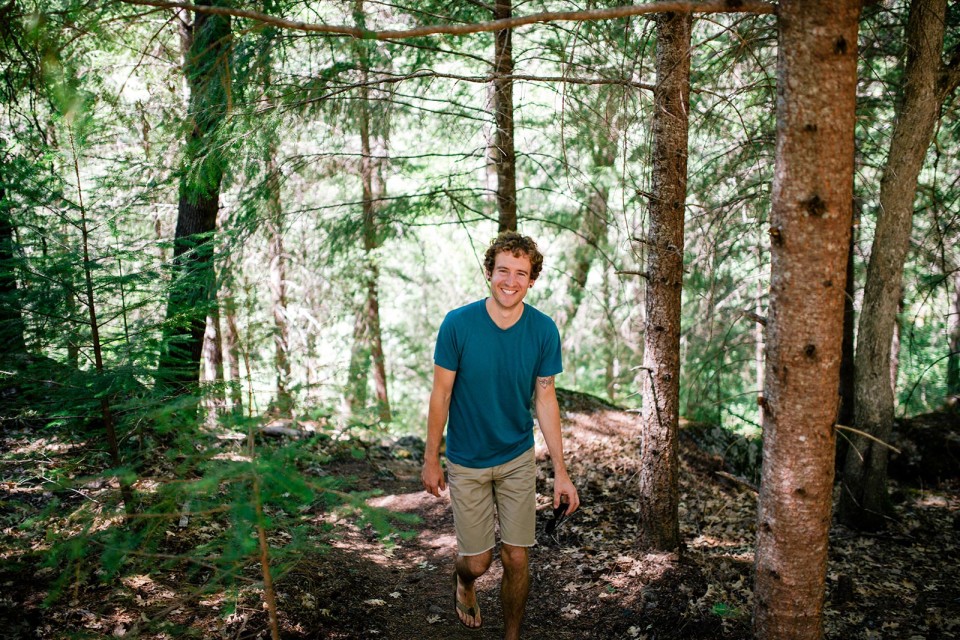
{"left": 434, "top": 299, "right": 562, "bottom": 468}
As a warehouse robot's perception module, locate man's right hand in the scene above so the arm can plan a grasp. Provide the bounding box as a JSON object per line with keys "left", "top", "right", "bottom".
{"left": 421, "top": 457, "right": 446, "bottom": 497}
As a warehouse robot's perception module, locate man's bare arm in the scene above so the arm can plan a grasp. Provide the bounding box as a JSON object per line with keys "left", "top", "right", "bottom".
{"left": 535, "top": 375, "right": 580, "bottom": 514}
{"left": 421, "top": 365, "right": 456, "bottom": 497}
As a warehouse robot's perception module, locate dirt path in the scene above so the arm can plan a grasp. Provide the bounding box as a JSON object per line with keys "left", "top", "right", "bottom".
{"left": 276, "top": 395, "right": 757, "bottom": 639}
{"left": 276, "top": 393, "right": 960, "bottom": 640}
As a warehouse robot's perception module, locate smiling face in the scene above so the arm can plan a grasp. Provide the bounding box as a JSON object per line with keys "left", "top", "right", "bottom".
{"left": 487, "top": 250, "right": 535, "bottom": 313}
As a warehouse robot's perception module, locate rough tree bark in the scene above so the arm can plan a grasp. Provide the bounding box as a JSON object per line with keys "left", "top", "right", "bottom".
{"left": 839, "top": 0, "right": 955, "bottom": 530}
{"left": 752, "top": 1, "right": 860, "bottom": 638}
{"left": 493, "top": 0, "right": 517, "bottom": 233}
{"left": 636, "top": 10, "right": 691, "bottom": 552}
{"left": 156, "top": 0, "right": 231, "bottom": 394}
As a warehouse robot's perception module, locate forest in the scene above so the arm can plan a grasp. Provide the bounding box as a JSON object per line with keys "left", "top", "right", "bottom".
{"left": 1, "top": 0, "right": 959, "bottom": 639}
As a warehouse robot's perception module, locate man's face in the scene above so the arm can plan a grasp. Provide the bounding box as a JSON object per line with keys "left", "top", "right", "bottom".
{"left": 488, "top": 251, "right": 534, "bottom": 311}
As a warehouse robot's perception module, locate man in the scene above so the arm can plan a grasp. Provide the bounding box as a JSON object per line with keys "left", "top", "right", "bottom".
{"left": 421, "top": 231, "right": 580, "bottom": 640}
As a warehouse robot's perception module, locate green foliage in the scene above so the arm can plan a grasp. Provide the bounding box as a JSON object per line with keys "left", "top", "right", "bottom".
{"left": 2, "top": 9, "right": 959, "bottom": 627}
{"left": 13, "top": 409, "right": 420, "bottom": 617}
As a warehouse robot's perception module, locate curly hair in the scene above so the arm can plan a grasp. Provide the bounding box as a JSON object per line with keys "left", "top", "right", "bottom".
{"left": 483, "top": 231, "right": 544, "bottom": 281}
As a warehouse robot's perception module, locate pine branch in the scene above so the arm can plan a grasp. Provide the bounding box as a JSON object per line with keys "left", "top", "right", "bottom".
{"left": 306, "top": 69, "right": 657, "bottom": 99}
{"left": 119, "top": 0, "right": 777, "bottom": 40}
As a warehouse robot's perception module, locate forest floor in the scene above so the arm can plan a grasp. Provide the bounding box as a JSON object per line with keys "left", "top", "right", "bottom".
{"left": 2, "top": 390, "right": 959, "bottom": 639}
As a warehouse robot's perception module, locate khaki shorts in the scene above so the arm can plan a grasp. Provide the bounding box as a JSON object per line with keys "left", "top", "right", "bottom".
{"left": 447, "top": 447, "right": 537, "bottom": 556}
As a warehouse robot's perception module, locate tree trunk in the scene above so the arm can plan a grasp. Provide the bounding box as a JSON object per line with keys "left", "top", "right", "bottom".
{"left": 636, "top": 10, "right": 691, "bottom": 552}
{"left": 948, "top": 268, "right": 960, "bottom": 398}
{"left": 493, "top": 0, "right": 517, "bottom": 233}
{"left": 603, "top": 263, "right": 618, "bottom": 402}
{"left": 222, "top": 288, "right": 243, "bottom": 415}
{"left": 265, "top": 150, "right": 293, "bottom": 415}
{"left": 753, "top": 1, "right": 860, "bottom": 638}
{"left": 358, "top": 100, "right": 391, "bottom": 423}
{"left": 348, "top": 6, "right": 391, "bottom": 423}
{"left": 346, "top": 307, "right": 370, "bottom": 411}
{"left": 755, "top": 232, "right": 766, "bottom": 417}
{"left": 561, "top": 105, "right": 618, "bottom": 330}
{"left": 156, "top": 1, "right": 231, "bottom": 395}
{"left": 202, "top": 305, "right": 224, "bottom": 384}
{"left": 0, "top": 187, "right": 26, "bottom": 359}
{"left": 838, "top": 213, "right": 857, "bottom": 428}
{"left": 840, "top": 0, "right": 949, "bottom": 531}
{"left": 202, "top": 204, "right": 225, "bottom": 407}
{"left": 836, "top": 215, "right": 857, "bottom": 472}
{"left": 890, "top": 297, "right": 903, "bottom": 395}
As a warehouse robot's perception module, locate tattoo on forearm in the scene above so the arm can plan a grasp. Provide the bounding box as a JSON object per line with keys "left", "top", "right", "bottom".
{"left": 537, "top": 376, "right": 554, "bottom": 389}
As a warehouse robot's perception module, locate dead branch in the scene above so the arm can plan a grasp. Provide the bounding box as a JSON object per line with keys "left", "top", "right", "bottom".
{"left": 835, "top": 424, "right": 902, "bottom": 455}
{"left": 120, "top": 0, "right": 777, "bottom": 41}
{"left": 742, "top": 309, "right": 767, "bottom": 326}
{"left": 715, "top": 470, "right": 759, "bottom": 494}
{"left": 616, "top": 269, "right": 650, "bottom": 279}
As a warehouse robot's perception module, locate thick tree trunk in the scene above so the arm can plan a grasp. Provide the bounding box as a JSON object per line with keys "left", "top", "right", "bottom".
{"left": 636, "top": 10, "right": 691, "bottom": 552}
{"left": 0, "top": 188, "right": 26, "bottom": 359}
{"left": 753, "top": 1, "right": 860, "bottom": 639}
{"left": 493, "top": 0, "right": 517, "bottom": 233}
{"left": 840, "top": 0, "right": 948, "bottom": 531}
{"left": 156, "top": 1, "right": 231, "bottom": 395}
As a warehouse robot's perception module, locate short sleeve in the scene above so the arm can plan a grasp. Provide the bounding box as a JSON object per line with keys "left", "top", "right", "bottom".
{"left": 433, "top": 313, "right": 460, "bottom": 372}
{"left": 537, "top": 321, "right": 562, "bottom": 377}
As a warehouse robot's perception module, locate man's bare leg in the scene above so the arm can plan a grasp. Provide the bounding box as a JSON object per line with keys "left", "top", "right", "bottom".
{"left": 500, "top": 544, "right": 529, "bottom": 640}
{"left": 455, "top": 550, "right": 492, "bottom": 629}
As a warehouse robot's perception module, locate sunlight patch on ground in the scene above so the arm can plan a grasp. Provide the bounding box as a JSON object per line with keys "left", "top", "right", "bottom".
{"left": 366, "top": 490, "right": 437, "bottom": 511}
{"left": 4, "top": 434, "right": 80, "bottom": 457}
{"left": 915, "top": 492, "right": 959, "bottom": 510}
{"left": 418, "top": 530, "right": 456, "bottom": 551}
{"left": 690, "top": 534, "right": 748, "bottom": 550}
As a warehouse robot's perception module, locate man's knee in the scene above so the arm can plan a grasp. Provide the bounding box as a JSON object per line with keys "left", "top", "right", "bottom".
{"left": 459, "top": 549, "right": 494, "bottom": 577}
{"left": 500, "top": 544, "right": 529, "bottom": 573}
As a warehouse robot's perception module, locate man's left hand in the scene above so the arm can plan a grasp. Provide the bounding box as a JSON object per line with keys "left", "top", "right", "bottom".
{"left": 553, "top": 474, "right": 580, "bottom": 515}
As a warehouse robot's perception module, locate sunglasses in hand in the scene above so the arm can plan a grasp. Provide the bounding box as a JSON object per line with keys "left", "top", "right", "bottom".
{"left": 545, "top": 502, "right": 572, "bottom": 536}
